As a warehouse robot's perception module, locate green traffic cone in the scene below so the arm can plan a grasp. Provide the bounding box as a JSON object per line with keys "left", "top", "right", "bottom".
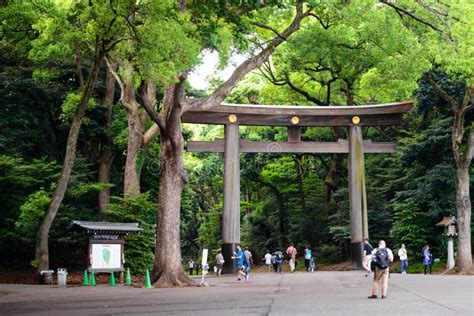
{"left": 125, "top": 268, "right": 132, "bottom": 286}
{"left": 144, "top": 270, "right": 153, "bottom": 288}
{"left": 82, "top": 270, "right": 89, "bottom": 286}
{"left": 110, "top": 271, "right": 116, "bottom": 286}
{"left": 90, "top": 271, "right": 96, "bottom": 286}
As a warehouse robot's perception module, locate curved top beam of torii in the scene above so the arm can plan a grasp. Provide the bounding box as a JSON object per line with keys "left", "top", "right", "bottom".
{"left": 182, "top": 101, "right": 413, "bottom": 126}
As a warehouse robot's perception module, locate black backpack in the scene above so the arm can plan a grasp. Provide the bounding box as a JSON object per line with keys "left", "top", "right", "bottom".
{"left": 373, "top": 248, "right": 390, "bottom": 269}
{"left": 275, "top": 251, "right": 283, "bottom": 262}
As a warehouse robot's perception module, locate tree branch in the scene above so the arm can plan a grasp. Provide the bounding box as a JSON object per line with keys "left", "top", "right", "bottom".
{"left": 422, "top": 73, "right": 458, "bottom": 112}
{"left": 104, "top": 55, "right": 132, "bottom": 112}
{"left": 74, "top": 47, "right": 85, "bottom": 90}
{"left": 284, "top": 73, "right": 325, "bottom": 106}
{"left": 308, "top": 12, "right": 331, "bottom": 29}
{"left": 250, "top": 21, "right": 287, "bottom": 41}
{"left": 381, "top": 0, "right": 443, "bottom": 33}
{"left": 191, "top": 4, "right": 311, "bottom": 111}
{"left": 140, "top": 81, "right": 167, "bottom": 134}
{"left": 143, "top": 123, "right": 160, "bottom": 149}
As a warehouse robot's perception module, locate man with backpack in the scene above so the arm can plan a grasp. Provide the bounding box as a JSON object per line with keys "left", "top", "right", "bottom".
{"left": 368, "top": 240, "right": 394, "bottom": 299}
{"left": 274, "top": 248, "right": 284, "bottom": 273}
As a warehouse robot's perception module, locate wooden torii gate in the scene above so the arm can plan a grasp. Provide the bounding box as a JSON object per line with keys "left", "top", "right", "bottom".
{"left": 182, "top": 101, "right": 412, "bottom": 272}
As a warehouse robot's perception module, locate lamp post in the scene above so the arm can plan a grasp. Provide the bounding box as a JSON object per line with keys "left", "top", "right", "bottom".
{"left": 436, "top": 215, "right": 457, "bottom": 270}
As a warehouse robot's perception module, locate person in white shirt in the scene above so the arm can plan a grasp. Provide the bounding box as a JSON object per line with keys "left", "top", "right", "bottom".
{"left": 368, "top": 240, "right": 394, "bottom": 299}
{"left": 398, "top": 244, "right": 408, "bottom": 274}
{"left": 264, "top": 250, "right": 272, "bottom": 272}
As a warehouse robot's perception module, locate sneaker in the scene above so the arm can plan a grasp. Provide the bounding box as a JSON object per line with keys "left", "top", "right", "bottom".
{"left": 367, "top": 295, "right": 378, "bottom": 299}
{"left": 236, "top": 278, "right": 241, "bottom": 282}
{"left": 245, "top": 274, "right": 249, "bottom": 281}
{"left": 381, "top": 296, "right": 387, "bottom": 299}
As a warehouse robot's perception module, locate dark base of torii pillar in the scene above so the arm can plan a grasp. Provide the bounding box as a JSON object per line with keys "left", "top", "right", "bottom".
{"left": 221, "top": 243, "right": 238, "bottom": 274}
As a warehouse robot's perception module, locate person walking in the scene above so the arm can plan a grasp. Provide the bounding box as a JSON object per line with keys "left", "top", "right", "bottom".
{"left": 304, "top": 245, "right": 312, "bottom": 272}
{"left": 422, "top": 245, "right": 433, "bottom": 275}
{"left": 398, "top": 244, "right": 408, "bottom": 274}
{"left": 264, "top": 250, "right": 272, "bottom": 272}
{"left": 243, "top": 247, "right": 253, "bottom": 281}
{"left": 274, "top": 248, "right": 284, "bottom": 273}
{"left": 215, "top": 251, "right": 224, "bottom": 277}
{"left": 368, "top": 240, "right": 394, "bottom": 299}
{"left": 188, "top": 259, "right": 194, "bottom": 275}
{"left": 310, "top": 256, "right": 315, "bottom": 272}
{"left": 231, "top": 244, "right": 244, "bottom": 281}
{"left": 362, "top": 238, "right": 374, "bottom": 277}
{"left": 195, "top": 262, "right": 201, "bottom": 275}
{"left": 286, "top": 243, "right": 297, "bottom": 272}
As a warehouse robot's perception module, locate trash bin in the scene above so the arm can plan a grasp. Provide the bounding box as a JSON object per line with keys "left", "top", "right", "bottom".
{"left": 40, "top": 270, "right": 54, "bottom": 285}
{"left": 57, "top": 268, "right": 68, "bottom": 287}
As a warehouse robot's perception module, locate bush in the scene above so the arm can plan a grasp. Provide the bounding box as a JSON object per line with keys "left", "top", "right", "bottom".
{"left": 106, "top": 193, "right": 156, "bottom": 275}
{"left": 317, "top": 244, "right": 341, "bottom": 263}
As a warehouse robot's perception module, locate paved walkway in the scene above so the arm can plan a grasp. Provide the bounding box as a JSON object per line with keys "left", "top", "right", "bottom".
{"left": 0, "top": 271, "right": 473, "bottom": 315}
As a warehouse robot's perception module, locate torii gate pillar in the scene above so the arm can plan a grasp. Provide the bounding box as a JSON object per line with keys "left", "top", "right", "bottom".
{"left": 348, "top": 125, "right": 368, "bottom": 269}
{"left": 221, "top": 123, "right": 240, "bottom": 274}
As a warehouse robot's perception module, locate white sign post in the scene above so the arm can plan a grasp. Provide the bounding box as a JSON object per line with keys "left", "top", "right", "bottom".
{"left": 200, "top": 249, "right": 209, "bottom": 287}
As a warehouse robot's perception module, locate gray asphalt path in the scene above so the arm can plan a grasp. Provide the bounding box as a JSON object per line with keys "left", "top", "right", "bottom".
{"left": 0, "top": 271, "right": 473, "bottom": 315}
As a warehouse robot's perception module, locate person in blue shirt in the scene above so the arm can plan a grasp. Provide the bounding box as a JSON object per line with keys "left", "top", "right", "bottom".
{"left": 232, "top": 244, "right": 244, "bottom": 281}
{"left": 422, "top": 245, "right": 433, "bottom": 275}
{"left": 304, "top": 245, "right": 312, "bottom": 272}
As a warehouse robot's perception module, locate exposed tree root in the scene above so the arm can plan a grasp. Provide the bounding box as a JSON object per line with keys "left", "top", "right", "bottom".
{"left": 153, "top": 271, "right": 196, "bottom": 288}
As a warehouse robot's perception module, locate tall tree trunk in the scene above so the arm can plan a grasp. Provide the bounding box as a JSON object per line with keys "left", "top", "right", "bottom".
{"left": 124, "top": 108, "right": 144, "bottom": 197}
{"left": 98, "top": 64, "right": 116, "bottom": 212}
{"left": 35, "top": 50, "right": 105, "bottom": 282}
{"left": 453, "top": 111, "right": 472, "bottom": 273}
{"left": 455, "top": 161, "right": 471, "bottom": 273}
{"left": 120, "top": 68, "right": 145, "bottom": 198}
{"left": 152, "top": 80, "right": 193, "bottom": 287}
{"left": 426, "top": 75, "right": 472, "bottom": 273}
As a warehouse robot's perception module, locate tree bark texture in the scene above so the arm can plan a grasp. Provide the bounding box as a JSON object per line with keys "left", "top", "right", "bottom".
{"left": 98, "top": 64, "right": 116, "bottom": 212}
{"left": 35, "top": 49, "right": 105, "bottom": 281}
{"left": 121, "top": 71, "right": 144, "bottom": 197}
{"left": 455, "top": 163, "right": 471, "bottom": 273}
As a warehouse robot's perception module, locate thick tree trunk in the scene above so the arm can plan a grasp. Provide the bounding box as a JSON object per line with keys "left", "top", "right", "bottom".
{"left": 152, "top": 135, "right": 193, "bottom": 287}
{"left": 98, "top": 64, "right": 116, "bottom": 212}
{"left": 152, "top": 82, "right": 194, "bottom": 287}
{"left": 35, "top": 50, "right": 104, "bottom": 282}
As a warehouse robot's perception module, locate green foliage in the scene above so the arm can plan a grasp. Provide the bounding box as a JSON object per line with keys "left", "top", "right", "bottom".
{"left": 15, "top": 189, "right": 51, "bottom": 243}
{"left": 390, "top": 201, "right": 432, "bottom": 256}
{"left": 59, "top": 93, "right": 96, "bottom": 123}
{"left": 106, "top": 194, "right": 156, "bottom": 275}
{"left": 317, "top": 244, "right": 341, "bottom": 264}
